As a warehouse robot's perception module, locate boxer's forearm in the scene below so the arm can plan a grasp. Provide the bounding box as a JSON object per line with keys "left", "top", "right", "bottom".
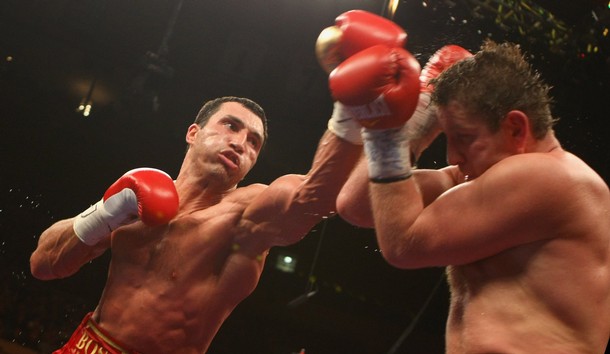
{"left": 30, "top": 218, "right": 108, "bottom": 280}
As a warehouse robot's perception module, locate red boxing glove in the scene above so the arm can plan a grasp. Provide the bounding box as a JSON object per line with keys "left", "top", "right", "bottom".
{"left": 73, "top": 168, "right": 179, "bottom": 245}
{"left": 329, "top": 45, "right": 421, "bottom": 130}
{"left": 103, "top": 168, "right": 179, "bottom": 226}
{"left": 420, "top": 44, "right": 473, "bottom": 93}
{"left": 316, "top": 10, "right": 407, "bottom": 73}
{"left": 407, "top": 45, "right": 473, "bottom": 160}
{"left": 329, "top": 45, "right": 420, "bottom": 182}
{"left": 318, "top": 10, "right": 407, "bottom": 144}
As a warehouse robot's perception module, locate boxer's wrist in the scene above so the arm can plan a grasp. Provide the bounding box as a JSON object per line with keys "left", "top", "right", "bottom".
{"left": 73, "top": 189, "right": 138, "bottom": 246}
{"left": 362, "top": 126, "right": 412, "bottom": 183}
{"left": 328, "top": 102, "right": 363, "bottom": 145}
{"left": 73, "top": 199, "right": 112, "bottom": 246}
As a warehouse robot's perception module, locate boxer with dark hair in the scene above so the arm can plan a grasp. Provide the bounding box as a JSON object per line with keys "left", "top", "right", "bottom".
{"left": 30, "top": 10, "right": 420, "bottom": 354}
{"left": 30, "top": 95, "right": 360, "bottom": 354}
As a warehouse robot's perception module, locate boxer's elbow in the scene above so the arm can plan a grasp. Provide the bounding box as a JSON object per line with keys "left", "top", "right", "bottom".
{"left": 378, "top": 233, "right": 436, "bottom": 270}
{"left": 30, "top": 250, "right": 73, "bottom": 280}
{"left": 380, "top": 246, "right": 423, "bottom": 269}
{"left": 380, "top": 248, "right": 414, "bottom": 269}
{"left": 336, "top": 188, "right": 374, "bottom": 229}
{"left": 30, "top": 251, "right": 57, "bottom": 280}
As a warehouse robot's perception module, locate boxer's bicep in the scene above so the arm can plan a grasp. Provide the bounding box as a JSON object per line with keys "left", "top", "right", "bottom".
{"left": 241, "top": 131, "right": 361, "bottom": 250}
{"left": 412, "top": 157, "right": 564, "bottom": 266}
{"left": 240, "top": 174, "right": 320, "bottom": 249}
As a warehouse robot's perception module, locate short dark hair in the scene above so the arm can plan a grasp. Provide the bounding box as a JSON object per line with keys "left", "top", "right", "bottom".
{"left": 431, "top": 40, "right": 557, "bottom": 139}
{"left": 194, "top": 96, "right": 268, "bottom": 146}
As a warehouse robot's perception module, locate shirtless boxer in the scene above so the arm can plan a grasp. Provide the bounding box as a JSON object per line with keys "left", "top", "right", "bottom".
{"left": 337, "top": 40, "right": 610, "bottom": 353}
{"left": 29, "top": 11, "right": 420, "bottom": 354}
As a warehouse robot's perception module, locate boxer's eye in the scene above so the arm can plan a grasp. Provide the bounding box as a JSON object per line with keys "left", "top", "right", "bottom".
{"left": 224, "top": 122, "right": 238, "bottom": 131}
{"left": 247, "top": 136, "right": 260, "bottom": 149}
{"left": 457, "top": 134, "right": 474, "bottom": 144}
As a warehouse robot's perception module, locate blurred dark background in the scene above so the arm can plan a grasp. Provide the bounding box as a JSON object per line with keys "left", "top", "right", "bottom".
{"left": 1, "top": 0, "right": 609, "bottom": 353}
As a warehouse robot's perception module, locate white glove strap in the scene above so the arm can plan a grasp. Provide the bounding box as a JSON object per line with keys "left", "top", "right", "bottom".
{"left": 73, "top": 189, "right": 138, "bottom": 246}
{"left": 327, "top": 102, "right": 363, "bottom": 145}
{"left": 362, "top": 126, "right": 412, "bottom": 183}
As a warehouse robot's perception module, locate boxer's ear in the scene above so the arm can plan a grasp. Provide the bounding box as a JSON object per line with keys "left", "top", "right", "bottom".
{"left": 501, "top": 110, "right": 529, "bottom": 153}
{"left": 186, "top": 124, "right": 200, "bottom": 145}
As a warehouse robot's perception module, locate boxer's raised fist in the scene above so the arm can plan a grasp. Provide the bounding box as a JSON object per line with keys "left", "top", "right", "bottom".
{"left": 73, "top": 168, "right": 179, "bottom": 245}
{"left": 408, "top": 45, "right": 473, "bottom": 160}
{"left": 316, "top": 10, "right": 407, "bottom": 73}
{"left": 420, "top": 45, "right": 472, "bottom": 93}
{"left": 329, "top": 45, "right": 421, "bottom": 130}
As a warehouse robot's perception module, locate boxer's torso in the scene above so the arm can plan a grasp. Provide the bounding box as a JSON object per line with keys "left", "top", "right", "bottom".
{"left": 444, "top": 152, "right": 610, "bottom": 353}
{"left": 94, "top": 184, "right": 269, "bottom": 354}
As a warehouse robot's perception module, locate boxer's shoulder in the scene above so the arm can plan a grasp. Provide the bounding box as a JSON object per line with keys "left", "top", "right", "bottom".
{"left": 229, "top": 183, "right": 268, "bottom": 200}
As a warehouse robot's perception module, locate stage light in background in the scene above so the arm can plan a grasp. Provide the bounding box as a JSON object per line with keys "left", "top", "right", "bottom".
{"left": 76, "top": 77, "right": 96, "bottom": 117}
{"left": 275, "top": 252, "right": 298, "bottom": 273}
{"left": 385, "top": 0, "right": 400, "bottom": 19}
{"left": 76, "top": 100, "right": 92, "bottom": 117}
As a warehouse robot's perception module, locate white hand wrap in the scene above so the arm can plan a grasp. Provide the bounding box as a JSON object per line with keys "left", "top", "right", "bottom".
{"left": 362, "top": 126, "right": 412, "bottom": 183}
{"left": 73, "top": 189, "right": 138, "bottom": 246}
{"left": 327, "top": 101, "right": 363, "bottom": 145}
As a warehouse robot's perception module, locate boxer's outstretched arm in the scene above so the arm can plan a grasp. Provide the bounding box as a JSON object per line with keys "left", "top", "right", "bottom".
{"left": 239, "top": 130, "right": 361, "bottom": 251}
{"left": 237, "top": 10, "right": 419, "bottom": 252}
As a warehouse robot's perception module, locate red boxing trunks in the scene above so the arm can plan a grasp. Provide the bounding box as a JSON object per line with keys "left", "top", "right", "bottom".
{"left": 53, "top": 312, "right": 140, "bottom": 354}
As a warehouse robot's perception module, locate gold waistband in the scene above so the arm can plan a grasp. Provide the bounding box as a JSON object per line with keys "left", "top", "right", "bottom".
{"left": 84, "top": 316, "right": 135, "bottom": 354}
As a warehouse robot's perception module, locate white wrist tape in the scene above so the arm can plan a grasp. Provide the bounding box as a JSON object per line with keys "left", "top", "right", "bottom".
{"left": 73, "top": 189, "right": 138, "bottom": 246}
{"left": 362, "top": 126, "right": 412, "bottom": 183}
{"left": 327, "top": 101, "right": 363, "bottom": 145}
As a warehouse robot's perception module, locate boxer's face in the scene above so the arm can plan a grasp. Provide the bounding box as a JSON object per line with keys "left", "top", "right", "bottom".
{"left": 187, "top": 102, "right": 265, "bottom": 185}
{"left": 439, "top": 101, "right": 513, "bottom": 180}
